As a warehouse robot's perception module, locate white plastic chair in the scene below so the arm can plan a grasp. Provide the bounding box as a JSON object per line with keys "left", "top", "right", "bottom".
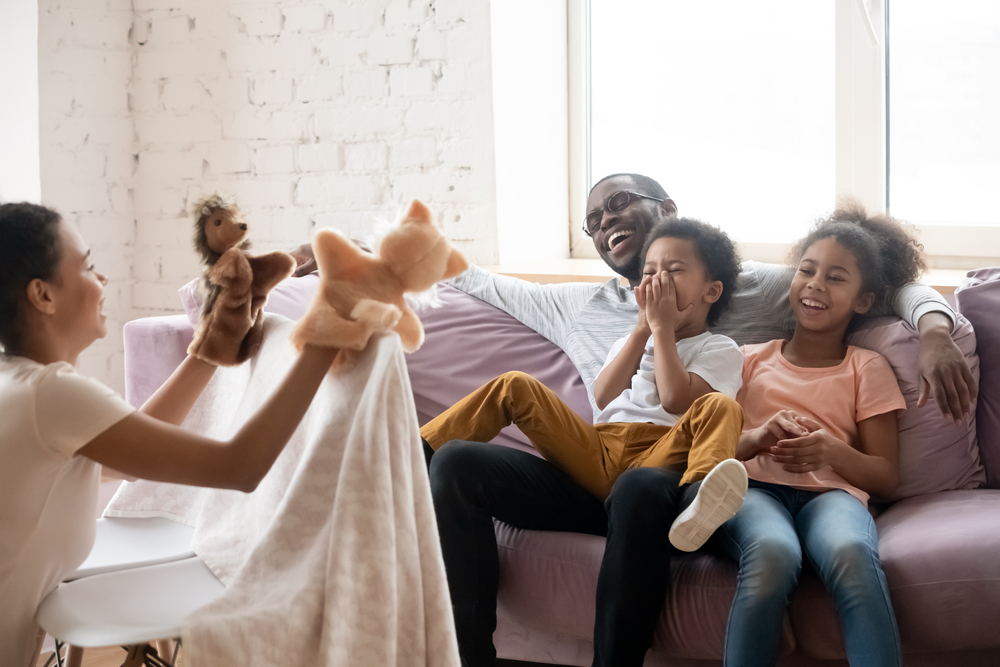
{"left": 68, "top": 517, "right": 196, "bottom": 581}
{"left": 37, "top": 517, "right": 197, "bottom": 665}
{"left": 37, "top": 558, "right": 225, "bottom": 667}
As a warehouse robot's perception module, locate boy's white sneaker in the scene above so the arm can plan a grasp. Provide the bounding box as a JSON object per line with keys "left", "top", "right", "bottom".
{"left": 669, "top": 459, "right": 748, "bottom": 553}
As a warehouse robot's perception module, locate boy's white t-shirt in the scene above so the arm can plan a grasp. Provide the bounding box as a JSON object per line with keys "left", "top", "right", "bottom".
{"left": 595, "top": 331, "right": 743, "bottom": 427}
{"left": 0, "top": 356, "right": 134, "bottom": 667}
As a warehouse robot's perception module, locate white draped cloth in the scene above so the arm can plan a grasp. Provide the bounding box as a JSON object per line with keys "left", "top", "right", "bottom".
{"left": 105, "top": 316, "right": 459, "bottom": 666}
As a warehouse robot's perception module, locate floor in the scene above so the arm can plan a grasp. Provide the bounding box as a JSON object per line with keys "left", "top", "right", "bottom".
{"left": 35, "top": 645, "right": 184, "bottom": 667}
{"left": 35, "top": 647, "right": 553, "bottom": 667}
{"left": 36, "top": 646, "right": 125, "bottom": 667}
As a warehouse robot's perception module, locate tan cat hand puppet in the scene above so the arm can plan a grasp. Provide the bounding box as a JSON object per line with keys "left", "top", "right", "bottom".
{"left": 291, "top": 199, "right": 468, "bottom": 367}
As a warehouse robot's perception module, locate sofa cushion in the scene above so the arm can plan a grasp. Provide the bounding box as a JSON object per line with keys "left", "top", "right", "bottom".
{"left": 789, "top": 490, "right": 1000, "bottom": 659}
{"left": 955, "top": 268, "right": 1000, "bottom": 487}
{"left": 878, "top": 490, "right": 1000, "bottom": 652}
{"left": 846, "top": 316, "right": 984, "bottom": 501}
{"left": 406, "top": 285, "right": 592, "bottom": 455}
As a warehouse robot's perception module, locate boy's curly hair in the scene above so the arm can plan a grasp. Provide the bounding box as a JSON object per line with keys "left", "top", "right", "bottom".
{"left": 640, "top": 217, "right": 741, "bottom": 326}
{"left": 791, "top": 198, "right": 927, "bottom": 313}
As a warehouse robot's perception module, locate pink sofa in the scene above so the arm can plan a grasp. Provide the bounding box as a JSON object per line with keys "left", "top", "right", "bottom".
{"left": 124, "top": 272, "right": 1000, "bottom": 667}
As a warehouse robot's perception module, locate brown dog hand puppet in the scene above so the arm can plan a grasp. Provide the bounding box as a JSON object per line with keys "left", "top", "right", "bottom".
{"left": 291, "top": 199, "right": 468, "bottom": 367}
{"left": 188, "top": 193, "right": 296, "bottom": 366}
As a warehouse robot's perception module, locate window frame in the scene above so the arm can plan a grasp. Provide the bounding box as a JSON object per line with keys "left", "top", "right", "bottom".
{"left": 568, "top": 0, "right": 1000, "bottom": 266}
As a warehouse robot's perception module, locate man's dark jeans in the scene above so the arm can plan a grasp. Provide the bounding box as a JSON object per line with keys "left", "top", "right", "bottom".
{"left": 428, "top": 440, "right": 698, "bottom": 667}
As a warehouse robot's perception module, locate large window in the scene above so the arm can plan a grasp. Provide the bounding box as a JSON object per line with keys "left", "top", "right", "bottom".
{"left": 591, "top": 1, "right": 834, "bottom": 244}
{"left": 572, "top": 0, "right": 1000, "bottom": 264}
{"left": 888, "top": 0, "right": 1000, "bottom": 243}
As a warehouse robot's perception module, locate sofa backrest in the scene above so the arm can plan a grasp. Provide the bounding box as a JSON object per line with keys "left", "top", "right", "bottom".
{"left": 408, "top": 285, "right": 985, "bottom": 503}
{"left": 186, "top": 270, "right": 990, "bottom": 499}
{"left": 407, "top": 285, "right": 591, "bottom": 457}
{"left": 956, "top": 268, "right": 1000, "bottom": 488}
{"left": 847, "top": 316, "right": 984, "bottom": 500}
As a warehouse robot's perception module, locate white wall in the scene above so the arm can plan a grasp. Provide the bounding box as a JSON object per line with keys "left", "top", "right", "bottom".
{"left": 38, "top": 0, "right": 135, "bottom": 391}
{"left": 490, "top": 0, "right": 569, "bottom": 264}
{"left": 36, "top": 0, "right": 500, "bottom": 393}
{"left": 0, "top": 0, "right": 41, "bottom": 204}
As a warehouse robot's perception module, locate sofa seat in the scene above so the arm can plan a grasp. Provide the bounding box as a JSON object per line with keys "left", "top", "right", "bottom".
{"left": 491, "top": 489, "right": 1000, "bottom": 665}
{"left": 493, "top": 520, "right": 793, "bottom": 663}
{"left": 876, "top": 490, "right": 1000, "bottom": 653}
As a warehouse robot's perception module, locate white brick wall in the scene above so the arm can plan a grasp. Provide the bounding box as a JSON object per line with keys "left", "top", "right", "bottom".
{"left": 37, "top": 0, "right": 499, "bottom": 394}
{"left": 39, "top": 1, "right": 135, "bottom": 393}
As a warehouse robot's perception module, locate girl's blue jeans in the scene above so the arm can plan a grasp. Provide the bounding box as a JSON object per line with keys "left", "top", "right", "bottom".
{"left": 711, "top": 480, "right": 902, "bottom": 667}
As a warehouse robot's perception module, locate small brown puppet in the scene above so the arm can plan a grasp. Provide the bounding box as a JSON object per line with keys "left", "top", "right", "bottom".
{"left": 188, "top": 193, "right": 296, "bottom": 366}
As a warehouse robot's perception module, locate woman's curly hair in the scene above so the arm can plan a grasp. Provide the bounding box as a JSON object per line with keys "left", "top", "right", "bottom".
{"left": 791, "top": 198, "right": 927, "bottom": 313}
{"left": 640, "top": 217, "right": 742, "bottom": 326}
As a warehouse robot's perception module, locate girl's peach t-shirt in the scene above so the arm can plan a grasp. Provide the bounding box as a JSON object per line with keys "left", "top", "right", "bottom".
{"left": 738, "top": 339, "right": 906, "bottom": 506}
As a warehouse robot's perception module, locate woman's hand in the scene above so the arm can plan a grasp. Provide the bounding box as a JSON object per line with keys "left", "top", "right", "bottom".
{"left": 645, "top": 271, "right": 692, "bottom": 335}
{"left": 769, "top": 416, "right": 849, "bottom": 473}
{"left": 917, "top": 313, "right": 977, "bottom": 422}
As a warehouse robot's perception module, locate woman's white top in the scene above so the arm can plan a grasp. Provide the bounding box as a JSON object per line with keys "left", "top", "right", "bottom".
{"left": 0, "top": 356, "right": 134, "bottom": 667}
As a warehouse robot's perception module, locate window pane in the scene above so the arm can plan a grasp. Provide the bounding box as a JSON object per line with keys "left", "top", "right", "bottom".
{"left": 590, "top": 1, "right": 834, "bottom": 243}
{"left": 889, "top": 0, "right": 1000, "bottom": 226}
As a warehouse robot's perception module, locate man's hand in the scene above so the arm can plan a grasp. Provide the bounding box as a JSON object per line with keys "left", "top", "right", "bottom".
{"left": 289, "top": 238, "right": 372, "bottom": 278}
{"left": 644, "top": 271, "right": 692, "bottom": 335}
{"left": 290, "top": 243, "right": 317, "bottom": 277}
{"left": 917, "top": 313, "right": 978, "bottom": 422}
{"left": 633, "top": 274, "right": 653, "bottom": 339}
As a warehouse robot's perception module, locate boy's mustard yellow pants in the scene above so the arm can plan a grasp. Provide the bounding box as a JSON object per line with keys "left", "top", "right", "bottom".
{"left": 421, "top": 371, "right": 744, "bottom": 501}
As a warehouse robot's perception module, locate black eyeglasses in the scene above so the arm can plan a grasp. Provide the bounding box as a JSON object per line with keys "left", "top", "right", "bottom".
{"left": 583, "top": 190, "right": 666, "bottom": 237}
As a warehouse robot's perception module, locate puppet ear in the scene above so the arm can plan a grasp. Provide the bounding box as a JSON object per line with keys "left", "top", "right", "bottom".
{"left": 312, "top": 228, "right": 377, "bottom": 280}
{"left": 443, "top": 246, "right": 468, "bottom": 280}
{"left": 403, "top": 199, "right": 432, "bottom": 225}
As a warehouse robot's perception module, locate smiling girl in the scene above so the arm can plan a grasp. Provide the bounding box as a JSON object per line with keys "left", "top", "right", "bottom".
{"left": 714, "top": 208, "right": 925, "bottom": 667}
{"left": 0, "top": 203, "right": 337, "bottom": 667}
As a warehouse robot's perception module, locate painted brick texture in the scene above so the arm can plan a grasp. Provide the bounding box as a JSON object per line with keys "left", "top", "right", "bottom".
{"left": 37, "top": 0, "right": 499, "bottom": 393}
{"left": 39, "top": 1, "right": 134, "bottom": 392}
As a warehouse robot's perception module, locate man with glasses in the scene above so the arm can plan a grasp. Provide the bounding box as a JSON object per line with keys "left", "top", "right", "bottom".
{"left": 292, "top": 172, "right": 972, "bottom": 666}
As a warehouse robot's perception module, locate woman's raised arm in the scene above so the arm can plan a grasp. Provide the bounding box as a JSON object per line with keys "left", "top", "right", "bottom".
{"left": 79, "top": 344, "right": 338, "bottom": 492}
{"left": 139, "top": 355, "right": 218, "bottom": 425}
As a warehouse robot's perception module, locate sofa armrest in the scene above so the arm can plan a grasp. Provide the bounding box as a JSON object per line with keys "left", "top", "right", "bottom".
{"left": 123, "top": 315, "right": 194, "bottom": 408}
